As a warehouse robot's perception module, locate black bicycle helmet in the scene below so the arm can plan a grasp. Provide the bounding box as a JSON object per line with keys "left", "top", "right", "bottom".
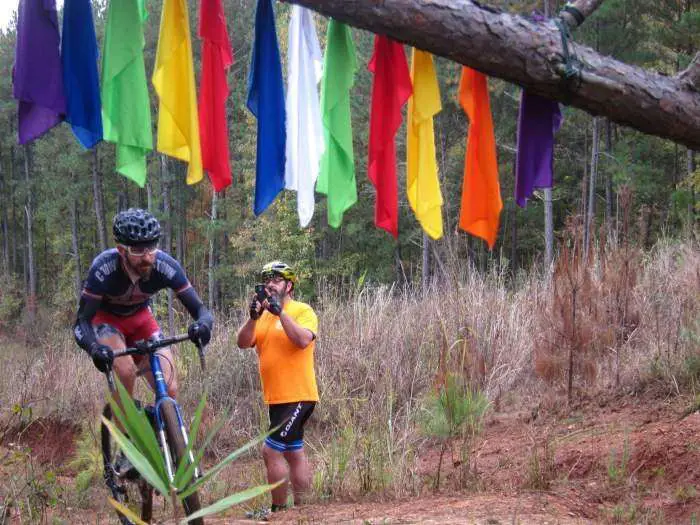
{"left": 113, "top": 208, "right": 161, "bottom": 246}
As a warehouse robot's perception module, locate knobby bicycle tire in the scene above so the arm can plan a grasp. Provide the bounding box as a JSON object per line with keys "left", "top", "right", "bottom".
{"left": 100, "top": 403, "right": 154, "bottom": 525}
{"left": 161, "top": 402, "right": 203, "bottom": 524}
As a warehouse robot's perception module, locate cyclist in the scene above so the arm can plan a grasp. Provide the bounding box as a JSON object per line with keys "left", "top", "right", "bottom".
{"left": 236, "top": 261, "right": 318, "bottom": 514}
{"left": 73, "top": 208, "right": 213, "bottom": 470}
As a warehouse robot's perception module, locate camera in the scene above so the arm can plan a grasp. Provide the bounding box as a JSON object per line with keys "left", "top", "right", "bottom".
{"left": 254, "top": 284, "right": 269, "bottom": 303}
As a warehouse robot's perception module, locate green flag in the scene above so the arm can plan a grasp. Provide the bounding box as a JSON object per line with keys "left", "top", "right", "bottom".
{"left": 101, "top": 0, "right": 152, "bottom": 187}
{"left": 316, "top": 20, "right": 357, "bottom": 228}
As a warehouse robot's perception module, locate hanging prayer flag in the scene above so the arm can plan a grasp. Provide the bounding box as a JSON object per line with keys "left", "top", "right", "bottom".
{"left": 407, "top": 49, "right": 443, "bottom": 240}
{"left": 316, "top": 20, "right": 357, "bottom": 229}
{"left": 62, "top": 0, "right": 103, "bottom": 149}
{"left": 13, "top": 0, "right": 65, "bottom": 145}
{"left": 285, "top": 5, "right": 325, "bottom": 228}
{"left": 153, "top": 0, "right": 203, "bottom": 185}
{"left": 515, "top": 90, "right": 563, "bottom": 207}
{"left": 247, "top": 0, "right": 286, "bottom": 216}
{"left": 101, "top": 0, "right": 152, "bottom": 187}
{"left": 198, "top": 0, "right": 234, "bottom": 192}
{"left": 458, "top": 67, "right": 502, "bottom": 250}
{"left": 367, "top": 35, "right": 413, "bottom": 238}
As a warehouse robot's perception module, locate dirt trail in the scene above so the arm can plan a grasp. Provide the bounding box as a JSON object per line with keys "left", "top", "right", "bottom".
{"left": 2, "top": 392, "right": 698, "bottom": 523}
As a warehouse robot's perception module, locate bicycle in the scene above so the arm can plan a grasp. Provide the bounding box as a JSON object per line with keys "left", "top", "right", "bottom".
{"left": 100, "top": 333, "right": 206, "bottom": 525}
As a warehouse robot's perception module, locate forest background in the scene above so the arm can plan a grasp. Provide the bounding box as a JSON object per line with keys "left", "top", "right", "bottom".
{"left": 0, "top": 0, "right": 699, "bottom": 522}
{"left": 0, "top": 0, "right": 696, "bottom": 323}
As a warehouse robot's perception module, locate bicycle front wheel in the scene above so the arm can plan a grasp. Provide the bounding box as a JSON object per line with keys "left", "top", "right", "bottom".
{"left": 160, "top": 402, "right": 203, "bottom": 524}
{"left": 101, "top": 403, "right": 154, "bottom": 525}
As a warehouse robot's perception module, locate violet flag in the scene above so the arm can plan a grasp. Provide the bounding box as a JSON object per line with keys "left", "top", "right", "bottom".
{"left": 515, "top": 90, "right": 563, "bottom": 208}
{"left": 13, "top": 0, "right": 66, "bottom": 144}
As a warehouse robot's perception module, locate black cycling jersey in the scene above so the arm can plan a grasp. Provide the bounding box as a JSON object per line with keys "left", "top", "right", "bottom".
{"left": 82, "top": 249, "right": 190, "bottom": 315}
{"left": 73, "top": 248, "right": 212, "bottom": 353}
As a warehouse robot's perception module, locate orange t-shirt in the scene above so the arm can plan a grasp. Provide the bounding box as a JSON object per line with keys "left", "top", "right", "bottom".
{"left": 253, "top": 299, "right": 319, "bottom": 404}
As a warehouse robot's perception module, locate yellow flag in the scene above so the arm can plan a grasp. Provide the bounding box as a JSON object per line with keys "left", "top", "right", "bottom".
{"left": 152, "top": 0, "right": 203, "bottom": 184}
{"left": 407, "top": 49, "right": 443, "bottom": 240}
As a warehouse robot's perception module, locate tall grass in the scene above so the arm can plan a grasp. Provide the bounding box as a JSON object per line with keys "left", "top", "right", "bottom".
{"left": 1, "top": 238, "right": 698, "bottom": 501}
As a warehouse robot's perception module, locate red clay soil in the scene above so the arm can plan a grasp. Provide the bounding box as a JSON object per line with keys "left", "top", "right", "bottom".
{"left": 3, "top": 392, "right": 699, "bottom": 524}
{"left": 265, "top": 392, "right": 700, "bottom": 524}
{"left": 2, "top": 416, "right": 79, "bottom": 465}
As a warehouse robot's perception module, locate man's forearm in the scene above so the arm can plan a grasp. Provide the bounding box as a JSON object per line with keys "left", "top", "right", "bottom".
{"left": 237, "top": 319, "right": 257, "bottom": 348}
{"left": 279, "top": 312, "right": 314, "bottom": 348}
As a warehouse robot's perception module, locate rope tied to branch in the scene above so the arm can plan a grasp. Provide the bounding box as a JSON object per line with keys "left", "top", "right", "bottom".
{"left": 554, "top": 12, "right": 584, "bottom": 91}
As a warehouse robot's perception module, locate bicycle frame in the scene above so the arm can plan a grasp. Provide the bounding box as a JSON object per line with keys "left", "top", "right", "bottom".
{"left": 106, "top": 333, "right": 201, "bottom": 482}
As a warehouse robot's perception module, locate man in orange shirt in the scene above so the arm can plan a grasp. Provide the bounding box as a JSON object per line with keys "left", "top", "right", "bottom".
{"left": 236, "top": 261, "right": 319, "bottom": 513}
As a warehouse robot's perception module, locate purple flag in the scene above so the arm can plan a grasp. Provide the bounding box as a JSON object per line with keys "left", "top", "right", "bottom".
{"left": 515, "top": 91, "right": 562, "bottom": 208}
{"left": 13, "top": 0, "right": 66, "bottom": 144}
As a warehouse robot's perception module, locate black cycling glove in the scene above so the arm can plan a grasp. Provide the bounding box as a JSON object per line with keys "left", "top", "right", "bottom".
{"left": 249, "top": 298, "right": 263, "bottom": 320}
{"left": 266, "top": 296, "right": 282, "bottom": 316}
{"left": 90, "top": 344, "right": 114, "bottom": 373}
{"left": 188, "top": 321, "right": 211, "bottom": 347}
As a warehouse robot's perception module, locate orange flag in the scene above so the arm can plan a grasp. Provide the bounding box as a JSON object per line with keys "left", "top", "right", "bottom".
{"left": 458, "top": 67, "right": 502, "bottom": 250}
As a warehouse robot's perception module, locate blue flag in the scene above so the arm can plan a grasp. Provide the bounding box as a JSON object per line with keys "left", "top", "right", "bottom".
{"left": 247, "top": 0, "right": 286, "bottom": 216}
{"left": 61, "top": 0, "right": 103, "bottom": 149}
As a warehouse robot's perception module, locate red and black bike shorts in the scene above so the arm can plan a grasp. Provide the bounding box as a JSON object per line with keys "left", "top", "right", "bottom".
{"left": 92, "top": 308, "right": 162, "bottom": 365}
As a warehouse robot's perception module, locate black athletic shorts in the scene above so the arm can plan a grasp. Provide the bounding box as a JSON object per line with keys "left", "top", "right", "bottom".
{"left": 264, "top": 401, "right": 316, "bottom": 452}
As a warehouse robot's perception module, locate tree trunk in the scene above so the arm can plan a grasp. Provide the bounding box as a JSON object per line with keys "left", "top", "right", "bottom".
{"left": 421, "top": 232, "right": 430, "bottom": 292}
{"left": 23, "top": 145, "right": 36, "bottom": 321}
{"left": 288, "top": 0, "right": 700, "bottom": 150}
{"left": 585, "top": 117, "right": 601, "bottom": 258}
{"left": 176, "top": 168, "right": 185, "bottom": 263}
{"left": 146, "top": 180, "right": 153, "bottom": 211}
{"left": 70, "top": 172, "right": 82, "bottom": 301}
{"left": 605, "top": 118, "right": 614, "bottom": 237}
{"left": 544, "top": 188, "right": 554, "bottom": 270}
{"left": 0, "top": 147, "right": 9, "bottom": 276}
{"left": 92, "top": 148, "right": 108, "bottom": 251}
{"left": 541, "top": 1, "right": 555, "bottom": 273}
{"left": 10, "top": 146, "right": 17, "bottom": 274}
{"left": 161, "top": 155, "right": 175, "bottom": 336}
{"left": 689, "top": 149, "right": 696, "bottom": 229}
{"left": 208, "top": 191, "right": 217, "bottom": 311}
{"left": 509, "top": 200, "right": 518, "bottom": 274}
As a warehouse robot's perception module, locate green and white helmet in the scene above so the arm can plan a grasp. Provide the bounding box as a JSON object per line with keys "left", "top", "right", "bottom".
{"left": 261, "top": 261, "right": 297, "bottom": 283}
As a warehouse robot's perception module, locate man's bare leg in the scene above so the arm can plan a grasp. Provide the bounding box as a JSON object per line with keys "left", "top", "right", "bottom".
{"left": 262, "top": 444, "right": 289, "bottom": 507}
{"left": 284, "top": 448, "right": 312, "bottom": 506}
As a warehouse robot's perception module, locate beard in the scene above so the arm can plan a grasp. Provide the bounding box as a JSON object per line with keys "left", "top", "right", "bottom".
{"left": 136, "top": 265, "right": 153, "bottom": 279}
{"left": 268, "top": 287, "right": 288, "bottom": 303}
{"left": 128, "top": 258, "right": 153, "bottom": 280}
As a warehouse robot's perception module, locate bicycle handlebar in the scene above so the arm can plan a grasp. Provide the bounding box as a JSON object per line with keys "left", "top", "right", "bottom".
{"left": 107, "top": 333, "right": 207, "bottom": 380}
{"left": 111, "top": 333, "right": 192, "bottom": 359}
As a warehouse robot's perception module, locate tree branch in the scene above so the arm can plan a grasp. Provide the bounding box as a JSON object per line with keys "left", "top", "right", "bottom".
{"left": 677, "top": 53, "right": 700, "bottom": 92}
{"left": 290, "top": 0, "right": 700, "bottom": 150}
{"left": 558, "top": 0, "right": 607, "bottom": 30}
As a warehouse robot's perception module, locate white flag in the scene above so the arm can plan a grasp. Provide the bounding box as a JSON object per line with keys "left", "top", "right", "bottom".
{"left": 284, "top": 5, "right": 325, "bottom": 227}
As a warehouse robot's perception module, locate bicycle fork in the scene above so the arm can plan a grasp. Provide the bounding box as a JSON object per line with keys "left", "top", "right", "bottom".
{"left": 153, "top": 399, "right": 200, "bottom": 481}
{"left": 149, "top": 352, "right": 200, "bottom": 482}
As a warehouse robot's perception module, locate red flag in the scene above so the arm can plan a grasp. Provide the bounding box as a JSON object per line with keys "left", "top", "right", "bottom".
{"left": 368, "top": 36, "right": 413, "bottom": 238}
{"left": 458, "top": 67, "right": 502, "bottom": 250}
{"left": 198, "top": 0, "right": 234, "bottom": 192}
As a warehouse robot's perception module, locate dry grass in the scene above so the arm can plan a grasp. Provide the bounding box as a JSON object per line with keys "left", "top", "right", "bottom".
{"left": 0, "top": 238, "right": 698, "bottom": 501}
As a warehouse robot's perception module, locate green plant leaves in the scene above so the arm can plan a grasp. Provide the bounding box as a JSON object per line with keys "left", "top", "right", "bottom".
{"left": 179, "top": 482, "right": 282, "bottom": 524}
{"left": 101, "top": 416, "right": 170, "bottom": 498}
{"left": 102, "top": 377, "right": 278, "bottom": 522}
